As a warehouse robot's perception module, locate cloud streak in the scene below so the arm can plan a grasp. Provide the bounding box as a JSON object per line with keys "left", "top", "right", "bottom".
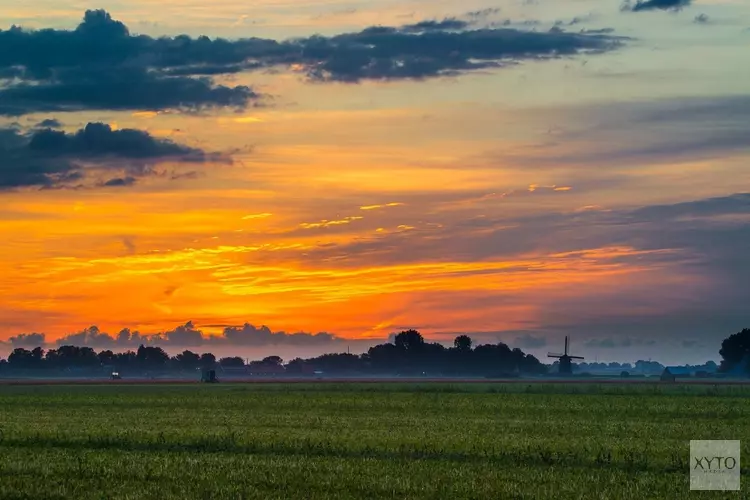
{"left": 299, "top": 25, "right": 624, "bottom": 82}
{"left": 625, "top": 0, "right": 692, "bottom": 12}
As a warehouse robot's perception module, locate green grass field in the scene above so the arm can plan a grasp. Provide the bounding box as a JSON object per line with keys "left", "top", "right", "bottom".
{"left": 0, "top": 382, "right": 747, "bottom": 499}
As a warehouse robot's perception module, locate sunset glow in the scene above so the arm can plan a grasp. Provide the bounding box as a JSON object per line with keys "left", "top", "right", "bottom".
{"left": 1, "top": 0, "right": 749, "bottom": 363}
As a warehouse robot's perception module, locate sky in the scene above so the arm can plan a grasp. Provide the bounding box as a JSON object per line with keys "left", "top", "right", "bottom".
{"left": 0, "top": 0, "right": 748, "bottom": 364}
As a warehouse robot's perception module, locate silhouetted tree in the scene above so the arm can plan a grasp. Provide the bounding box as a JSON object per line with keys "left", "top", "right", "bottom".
{"left": 8, "top": 348, "right": 34, "bottom": 368}
{"left": 98, "top": 350, "right": 116, "bottom": 366}
{"left": 31, "top": 347, "right": 45, "bottom": 363}
{"left": 200, "top": 353, "right": 216, "bottom": 369}
{"left": 453, "top": 335, "right": 473, "bottom": 351}
{"left": 262, "top": 355, "right": 283, "bottom": 366}
{"left": 219, "top": 357, "right": 245, "bottom": 368}
{"left": 114, "top": 350, "right": 137, "bottom": 370}
{"left": 284, "top": 357, "right": 309, "bottom": 374}
{"left": 365, "top": 342, "right": 402, "bottom": 373}
{"left": 719, "top": 328, "right": 750, "bottom": 374}
{"left": 136, "top": 345, "right": 169, "bottom": 369}
{"left": 45, "top": 346, "right": 99, "bottom": 369}
{"left": 175, "top": 350, "right": 201, "bottom": 370}
{"left": 306, "top": 353, "right": 360, "bottom": 373}
{"left": 394, "top": 329, "right": 425, "bottom": 351}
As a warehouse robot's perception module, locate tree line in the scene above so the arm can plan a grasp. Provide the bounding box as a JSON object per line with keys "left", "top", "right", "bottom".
{"left": 2, "top": 327, "right": 749, "bottom": 377}
{"left": 0, "top": 330, "right": 547, "bottom": 377}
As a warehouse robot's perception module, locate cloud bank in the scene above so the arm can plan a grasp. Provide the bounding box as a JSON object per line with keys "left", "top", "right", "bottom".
{"left": 0, "top": 10, "right": 625, "bottom": 115}
{"left": 4, "top": 322, "right": 343, "bottom": 350}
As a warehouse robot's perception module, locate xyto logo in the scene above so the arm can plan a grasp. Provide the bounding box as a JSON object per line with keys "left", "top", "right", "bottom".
{"left": 690, "top": 440, "right": 741, "bottom": 491}
{"left": 693, "top": 456, "right": 738, "bottom": 472}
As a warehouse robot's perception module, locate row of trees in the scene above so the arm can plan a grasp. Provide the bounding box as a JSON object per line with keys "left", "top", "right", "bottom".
{"left": 0, "top": 344, "right": 281, "bottom": 372}
{"left": 0, "top": 330, "right": 547, "bottom": 376}
{"left": 282, "top": 331, "right": 546, "bottom": 376}
{"left": 3, "top": 328, "right": 749, "bottom": 376}
{"left": 570, "top": 360, "right": 718, "bottom": 374}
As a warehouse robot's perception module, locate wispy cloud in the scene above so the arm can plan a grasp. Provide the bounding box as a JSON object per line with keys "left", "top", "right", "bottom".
{"left": 360, "top": 202, "right": 404, "bottom": 210}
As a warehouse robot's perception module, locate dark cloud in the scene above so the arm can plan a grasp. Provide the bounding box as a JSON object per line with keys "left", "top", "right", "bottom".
{"left": 580, "top": 28, "right": 615, "bottom": 34}
{"left": 0, "top": 122, "right": 224, "bottom": 189}
{"left": 466, "top": 8, "right": 502, "bottom": 19}
{"left": 0, "top": 9, "right": 624, "bottom": 114}
{"left": 102, "top": 176, "right": 136, "bottom": 187}
{"left": 55, "top": 326, "right": 116, "bottom": 348}
{"left": 0, "top": 68, "right": 256, "bottom": 116}
{"left": 401, "top": 19, "right": 470, "bottom": 33}
{"left": 52, "top": 327, "right": 148, "bottom": 348}
{"left": 220, "top": 323, "right": 340, "bottom": 346}
{"left": 625, "top": 0, "right": 692, "bottom": 12}
{"left": 300, "top": 26, "right": 624, "bottom": 82}
{"left": 631, "top": 193, "right": 750, "bottom": 221}
{"left": 8, "top": 332, "right": 46, "bottom": 347}
{"left": 34, "top": 118, "right": 62, "bottom": 129}
{"left": 0, "top": 10, "right": 263, "bottom": 115}
{"left": 159, "top": 321, "right": 205, "bottom": 346}
{"left": 693, "top": 14, "right": 709, "bottom": 24}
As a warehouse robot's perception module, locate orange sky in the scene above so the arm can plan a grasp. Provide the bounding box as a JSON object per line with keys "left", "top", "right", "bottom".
{"left": 1, "top": 1, "right": 749, "bottom": 363}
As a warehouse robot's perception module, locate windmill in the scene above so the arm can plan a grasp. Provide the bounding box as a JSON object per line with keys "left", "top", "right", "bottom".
{"left": 548, "top": 336, "right": 584, "bottom": 375}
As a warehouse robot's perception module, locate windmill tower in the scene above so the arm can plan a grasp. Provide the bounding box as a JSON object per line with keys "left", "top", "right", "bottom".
{"left": 548, "top": 336, "right": 584, "bottom": 375}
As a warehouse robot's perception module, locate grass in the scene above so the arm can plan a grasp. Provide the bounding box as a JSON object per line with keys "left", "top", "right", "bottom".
{"left": 0, "top": 382, "right": 747, "bottom": 499}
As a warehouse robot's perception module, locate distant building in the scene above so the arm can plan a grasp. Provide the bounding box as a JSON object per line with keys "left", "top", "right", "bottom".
{"left": 661, "top": 366, "right": 692, "bottom": 382}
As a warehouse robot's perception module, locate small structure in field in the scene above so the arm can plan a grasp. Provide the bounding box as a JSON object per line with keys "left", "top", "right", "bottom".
{"left": 110, "top": 371, "right": 122, "bottom": 380}
{"left": 660, "top": 366, "right": 691, "bottom": 382}
{"left": 201, "top": 369, "right": 218, "bottom": 383}
{"left": 548, "top": 336, "right": 584, "bottom": 375}
{"left": 660, "top": 369, "right": 676, "bottom": 383}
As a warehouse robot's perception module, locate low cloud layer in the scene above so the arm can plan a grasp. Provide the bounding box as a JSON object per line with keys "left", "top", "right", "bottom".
{"left": 514, "top": 334, "right": 548, "bottom": 349}
{"left": 0, "top": 10, "right": 624, "bottom": 115}
{"left": 491, "top": 95, "right": 750, "bottom": 169}
{"left": 584, "top": 337, "right": 656, "bottom": 349}
{"left": 5, "top": 322, "right": 344, "bottom": 350}
{"left": 0, "top": 122, "right": 223, "bottom": 189}
{"left": 8, "top": 332, "right": 46, "bottom": 347}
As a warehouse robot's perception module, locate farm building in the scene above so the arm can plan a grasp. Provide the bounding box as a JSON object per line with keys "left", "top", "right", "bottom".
{"left": 660, "top": 366, "right": 692, "bottom": 382}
